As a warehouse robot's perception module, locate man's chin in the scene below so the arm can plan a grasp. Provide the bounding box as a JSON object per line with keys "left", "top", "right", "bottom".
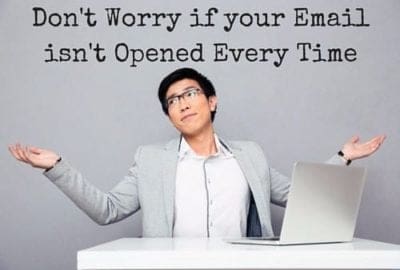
{"left": 177, "top": 126, "right": 201, "bottom": 138}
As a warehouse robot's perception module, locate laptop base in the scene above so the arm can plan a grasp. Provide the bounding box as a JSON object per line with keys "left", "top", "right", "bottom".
{"left": 225, "top": 237, "right": 347, "bottom": 246}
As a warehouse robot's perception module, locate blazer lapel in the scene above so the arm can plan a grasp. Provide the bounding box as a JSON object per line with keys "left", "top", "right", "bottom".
{"left": 231, "top": 148, "right": 264, "bottom": 202}
{"left": 161, "top": 138, "right": 180, "bottom": 236}
{"left": 221, "top": 139, "right": 264, "bottom": 200}
{"left": 224, "top": 139, "right": 270, "bottom": 236}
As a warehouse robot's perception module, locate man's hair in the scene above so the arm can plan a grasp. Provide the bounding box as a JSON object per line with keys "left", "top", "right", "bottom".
{"left": 158, "top": 67, "right": 217, "bottom": 121}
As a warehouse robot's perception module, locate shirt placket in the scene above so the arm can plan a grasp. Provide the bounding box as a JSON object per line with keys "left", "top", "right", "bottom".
{"left": 202, "top": 157, "right": 216, "bottom": 237}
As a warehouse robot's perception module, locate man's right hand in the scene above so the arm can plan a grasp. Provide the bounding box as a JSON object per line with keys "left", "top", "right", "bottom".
{"left": 8, "top": 143, "right": 60, "bottom": 170}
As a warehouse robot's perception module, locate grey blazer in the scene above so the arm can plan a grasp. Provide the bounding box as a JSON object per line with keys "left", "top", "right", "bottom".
{"left": 44, "top": 138, "right": 342, "bottom": 237}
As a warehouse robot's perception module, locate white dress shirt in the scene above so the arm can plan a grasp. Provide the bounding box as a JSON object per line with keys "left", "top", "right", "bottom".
{"left": 173, "top": 134, "right": 250, "bottom": 237}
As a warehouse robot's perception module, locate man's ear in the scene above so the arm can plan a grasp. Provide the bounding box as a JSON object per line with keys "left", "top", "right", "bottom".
{"left": 209, "top": 95, "right": 217, "bottom": 111}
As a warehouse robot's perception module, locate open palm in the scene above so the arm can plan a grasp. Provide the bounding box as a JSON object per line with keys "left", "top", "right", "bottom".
{"left": 341, "top": 135, "right": 386, "bottom": 161}
{"left": 8, "top": 144, "right": 60, "bottom": 169}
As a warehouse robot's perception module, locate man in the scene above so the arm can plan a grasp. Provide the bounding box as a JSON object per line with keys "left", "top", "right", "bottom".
{"left": 8, "top": 67, "right": 385, "bottom": 237}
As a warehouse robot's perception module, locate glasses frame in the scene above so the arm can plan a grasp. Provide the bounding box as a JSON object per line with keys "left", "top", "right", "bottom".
{"left": 165, "top": 87, "right": 202, "bottom": 110}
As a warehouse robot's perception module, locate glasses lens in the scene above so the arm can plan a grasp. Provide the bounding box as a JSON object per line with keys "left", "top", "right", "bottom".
{"left": 185, "top": 88, "right": 199, "bottom": 98}
{"left": 166, "top": 88, "right": 201, "bottom": 109}
{"left": 167, "top": 97, "right": 178, "bottom": 107}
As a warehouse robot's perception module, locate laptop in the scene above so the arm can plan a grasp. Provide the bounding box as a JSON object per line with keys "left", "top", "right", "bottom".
{"left": 226, "top": 162, "right": 367, "bottom": 246}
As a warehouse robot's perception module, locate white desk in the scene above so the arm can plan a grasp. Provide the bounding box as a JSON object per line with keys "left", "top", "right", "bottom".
{"left": 77, "top": 238, "right": 400, "bottom": 269}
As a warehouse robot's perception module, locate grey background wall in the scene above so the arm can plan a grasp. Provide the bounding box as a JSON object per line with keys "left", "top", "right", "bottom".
{"left": 1, "top": 1, "right": 399, "bottom": 269}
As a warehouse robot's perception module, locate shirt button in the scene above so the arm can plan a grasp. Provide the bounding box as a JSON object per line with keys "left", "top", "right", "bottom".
{"left": 207, "top": 178, "right": 211, "bottom": 183}
{"left": 210, "top": 200, "right": 213, "bottom": 205}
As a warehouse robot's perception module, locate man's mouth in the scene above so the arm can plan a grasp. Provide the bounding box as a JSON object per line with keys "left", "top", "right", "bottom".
{"left": 181, "top": 113, "right": 197, "bottom": 122}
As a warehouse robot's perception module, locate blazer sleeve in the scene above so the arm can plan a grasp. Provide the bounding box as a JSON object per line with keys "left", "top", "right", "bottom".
{"left": 43, "top": 148, "right": 142, "bottom": 225}
{"left": 250, "top": 142, "right": 291, "bottom": 207}
{"left": 269, "top": 166, "right": 291, "bottom": 207}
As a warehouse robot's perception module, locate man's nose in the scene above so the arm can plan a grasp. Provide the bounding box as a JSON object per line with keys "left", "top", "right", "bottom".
{"left": 179, "top": 97, "right": 190, "bottom": 112}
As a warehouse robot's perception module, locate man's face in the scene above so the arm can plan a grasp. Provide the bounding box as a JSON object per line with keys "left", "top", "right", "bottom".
{"left": 165, "top": 79, "right": 217, "bottom": 137}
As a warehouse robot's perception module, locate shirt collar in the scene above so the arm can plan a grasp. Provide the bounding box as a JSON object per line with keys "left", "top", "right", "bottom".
{"left": 178, "top": 134, "right": 233, "bottom": 160}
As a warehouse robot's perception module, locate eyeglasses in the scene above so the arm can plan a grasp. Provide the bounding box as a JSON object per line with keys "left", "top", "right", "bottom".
{"left": 165, "top": 88, "right": 202, "bottom": 109}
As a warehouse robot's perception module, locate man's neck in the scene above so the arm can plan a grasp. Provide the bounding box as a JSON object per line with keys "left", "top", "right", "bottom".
{"left": 183, "top": 129, "right": 217, "bottom": 157}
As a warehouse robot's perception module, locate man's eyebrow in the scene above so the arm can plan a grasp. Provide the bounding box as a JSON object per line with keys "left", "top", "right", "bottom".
{"left": 166, "top": 86, "right": 198, "bottom": 99}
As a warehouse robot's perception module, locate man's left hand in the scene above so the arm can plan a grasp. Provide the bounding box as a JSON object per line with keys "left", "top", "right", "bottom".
{"left": 341, "top": 135, "right": 386, "bottom": 161}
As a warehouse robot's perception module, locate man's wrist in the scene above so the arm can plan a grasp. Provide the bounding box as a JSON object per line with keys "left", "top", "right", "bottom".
{"left": 44, "top": 157, "right": 62, "bottom": 172}
{"left": 338, "top": 151, "right": 351, "bottom": 166}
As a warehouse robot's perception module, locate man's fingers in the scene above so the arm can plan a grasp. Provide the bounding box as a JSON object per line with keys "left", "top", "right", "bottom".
{"left": 369, "top": 142, "right": 380, "bottom": 152}
{"left": 364, "top": 135, "right": 385, "bottom": 148}
{"left": 16, "top": 144, "right": 31, "bottom": 163}
{"left": 8, "top": 145, "right": 16, "bottom": 156}
{"left": 348, "top": 135, "right": 360, "bottom": 144}
{"left": 369, "top": 143, "right": 381, "bottom": 155}
{"left": 379, "top": 135, "right": 386, "bottom": 144}
{"left": 16, "top": 144, "right": 29, "bottom": 162}
{"left": 8, "top": 145, "right": 23, "bottom": 161}
{"left": 361, "top": 135, "right": 385, "bottom": 155}
{"left": 13, "top": 144, "right": 25, "bottom": 161}
{"left": 373, "top": 135, "right": 386, "bottom": 149}
{"left": 25, "top": 146, "right": 36, "bottom": 163}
